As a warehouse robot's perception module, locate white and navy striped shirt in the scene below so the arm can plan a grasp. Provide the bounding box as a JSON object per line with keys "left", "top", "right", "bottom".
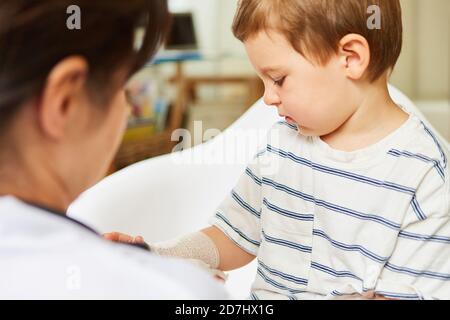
{"left": 210, "top": 113, "right": 450, "bottom": 300}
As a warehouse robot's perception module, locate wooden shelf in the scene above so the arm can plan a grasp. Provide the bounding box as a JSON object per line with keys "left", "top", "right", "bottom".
{"left": 112, "top": 129, "right": 176, "bottom": 171}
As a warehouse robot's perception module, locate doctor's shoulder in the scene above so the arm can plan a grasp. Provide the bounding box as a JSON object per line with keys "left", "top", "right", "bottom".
{"left": 0, "top": 196, "right": 228, "bottom": 300}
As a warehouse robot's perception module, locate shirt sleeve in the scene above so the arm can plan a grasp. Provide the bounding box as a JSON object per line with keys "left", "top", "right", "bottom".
{"left": 208, "top": 148, "right": 266, "bottom": 256}
{"left": 376, "top": 168, "right": 450, "bottom": 300}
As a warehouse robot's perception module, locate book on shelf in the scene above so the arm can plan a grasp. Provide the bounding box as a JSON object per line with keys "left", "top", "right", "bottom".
{"left": 124, "top": 77, "right": 171, "bottom": 142}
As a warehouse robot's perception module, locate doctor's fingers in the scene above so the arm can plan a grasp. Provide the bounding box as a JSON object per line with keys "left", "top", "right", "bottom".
{"left": 103, "top": 232, "right": 135, "bottom": 243}
{"left": 134, "top": 236, "right": 146, "bottom": 244}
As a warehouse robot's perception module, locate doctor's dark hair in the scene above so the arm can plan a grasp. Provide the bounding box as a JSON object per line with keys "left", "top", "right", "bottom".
{"left": 233, "top": 0, "right": 403, "bottom": 82}
{"left": 0, "top": 0, "right": 170, "bottom": 131}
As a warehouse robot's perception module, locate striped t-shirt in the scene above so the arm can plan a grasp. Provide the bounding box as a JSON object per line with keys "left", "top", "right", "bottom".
{"left": 210, "top": 113, "right": 450, "bottom": 300}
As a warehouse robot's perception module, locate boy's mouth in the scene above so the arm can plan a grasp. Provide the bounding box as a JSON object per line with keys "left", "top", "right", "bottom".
{"left": 284, "top": 116, "right": 296, "bottom": 125}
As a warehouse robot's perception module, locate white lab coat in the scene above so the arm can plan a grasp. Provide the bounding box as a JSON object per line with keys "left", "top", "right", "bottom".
{"left": 0, "top": 196, "right": 228, "bottom": 300}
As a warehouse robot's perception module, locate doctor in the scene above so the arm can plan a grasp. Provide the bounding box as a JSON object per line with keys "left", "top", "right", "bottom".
{"left": 0, "top": 0, "right": 226, "bottom": 299}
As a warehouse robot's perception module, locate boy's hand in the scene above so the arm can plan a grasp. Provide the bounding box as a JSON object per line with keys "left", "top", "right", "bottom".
{"left": 360, "top": 291, "right": 395, "bottom": 300}
{"left": 103, "top": 232, "right": 150, "bottom": 250}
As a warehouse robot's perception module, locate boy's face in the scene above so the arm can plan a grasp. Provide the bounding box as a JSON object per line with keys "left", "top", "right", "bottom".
{"left": 244, "top": 30, "right": 357, "bottom": 137}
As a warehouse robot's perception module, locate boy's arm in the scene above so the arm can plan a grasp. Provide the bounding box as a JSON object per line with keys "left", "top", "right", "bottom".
{"left": 105, "top": 145, "right": 268, "bottom": 274}
{"left": 104, "top": 226, "right": 256, "bottom": 272}
{"left": 201, "top": 226, "right": 256, "bottom": 271}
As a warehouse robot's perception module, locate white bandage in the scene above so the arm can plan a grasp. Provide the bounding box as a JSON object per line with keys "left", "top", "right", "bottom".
{"left": 150, "top": 232, "right": 220, "bottom": 270}
{"left": 186, "top": 259, "right": 228, "bottom": 282}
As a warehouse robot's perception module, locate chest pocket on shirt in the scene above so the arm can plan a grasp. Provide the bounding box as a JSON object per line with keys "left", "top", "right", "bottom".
{"left": 261, "top": 196, "right": 314, "bottom": 236}
{"left": 257, "top": 204, "right": 315, "bottom": 293}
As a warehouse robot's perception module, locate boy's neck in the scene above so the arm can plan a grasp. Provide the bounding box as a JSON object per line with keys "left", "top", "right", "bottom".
{"left": 320, "top": 79, "right": 409, "bottom": 152}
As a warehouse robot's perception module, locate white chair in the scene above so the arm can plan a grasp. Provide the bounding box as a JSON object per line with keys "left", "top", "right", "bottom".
{"left": 69, "top": 85, "right": 450, "bottom": 299}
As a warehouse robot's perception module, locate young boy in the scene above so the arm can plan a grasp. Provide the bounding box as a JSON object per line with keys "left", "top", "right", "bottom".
{"left": 106, "top": 0, "right": 449, "bottom": 299}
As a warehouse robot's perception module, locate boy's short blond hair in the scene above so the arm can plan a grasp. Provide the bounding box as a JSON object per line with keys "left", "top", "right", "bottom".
{"left": 232, "top": 0, "right": 403, "bottom": 82}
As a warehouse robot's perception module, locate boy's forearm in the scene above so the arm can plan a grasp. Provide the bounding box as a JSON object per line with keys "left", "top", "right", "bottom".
{"left": 147, "top": 226, "right": 255, "bottom": 272}
{"left": 201, "top": 226, "right": 256, "bottom": 271}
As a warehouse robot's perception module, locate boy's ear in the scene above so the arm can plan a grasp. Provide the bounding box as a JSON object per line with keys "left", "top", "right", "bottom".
{"left": 37, "top": 56, "right": 88, "bottom": 140}
{"left": 338, "top": 34, "right": 370, "bottom": 80}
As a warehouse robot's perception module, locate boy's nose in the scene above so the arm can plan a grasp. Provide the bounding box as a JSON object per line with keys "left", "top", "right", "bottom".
{"left": 263, "top": 88, "right": 281, "bottom": 107}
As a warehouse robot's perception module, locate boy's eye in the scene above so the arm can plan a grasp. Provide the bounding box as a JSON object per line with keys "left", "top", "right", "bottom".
{"left": 274, "top": 77, "right": 286, "bottom": 87}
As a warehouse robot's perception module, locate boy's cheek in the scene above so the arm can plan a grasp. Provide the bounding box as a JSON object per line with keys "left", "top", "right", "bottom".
{"left": 284, "top": 97, "right": 311, "bottom": 120}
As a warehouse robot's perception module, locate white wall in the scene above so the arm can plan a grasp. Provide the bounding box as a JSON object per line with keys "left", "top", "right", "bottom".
{"left": 169, "top": 0, "right": 222, "bottom": 55}
{"left": 168, "top": 0, "right": 253, "bottom": 76}
{"left": 415, "top": 0, "right": 449, "bottom": 100}
{"left": 391, "top": 0, "right": 450, "bottom": 101}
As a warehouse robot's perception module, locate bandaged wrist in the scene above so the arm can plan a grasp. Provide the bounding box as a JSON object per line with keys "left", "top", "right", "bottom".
{"left": 150, "top": 231, "right": 220, "bottom": 269}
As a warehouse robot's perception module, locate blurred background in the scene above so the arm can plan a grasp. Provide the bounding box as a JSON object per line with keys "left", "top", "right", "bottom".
{"left": 112, "top": 0, "right": 450, "bottom": 172}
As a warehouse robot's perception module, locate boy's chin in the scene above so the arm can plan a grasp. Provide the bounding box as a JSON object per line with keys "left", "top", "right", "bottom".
{"left": 298, "top": 128, "right": 312, "bottom": 137}
{"left": 283, "top": 118, "right": 321, "bottom": 137}
{"left": 297, "top": 126, "right": 321, "bottom": 137}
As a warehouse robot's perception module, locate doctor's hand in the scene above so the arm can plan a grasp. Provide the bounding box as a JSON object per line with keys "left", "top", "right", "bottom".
{"left": 103, "top": 232, "right": 150, "bottom": 250}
